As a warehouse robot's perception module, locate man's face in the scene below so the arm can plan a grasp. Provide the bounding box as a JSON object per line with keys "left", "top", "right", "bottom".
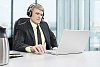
{"left": 30, "top": 8, "right": 43, "bottom": 24}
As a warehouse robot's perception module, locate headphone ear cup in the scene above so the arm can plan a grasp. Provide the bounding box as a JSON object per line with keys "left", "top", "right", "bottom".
{"left": 27, "top": 9, "right": 32, "bottom": 17}
{"left": 42, "top": 16, "right": 44, "bottom": 19}
{"left": 30, "top": 11, "right": 32, "bottom": 17}
{"left": 27, "top": 3, "right": 35, "bottom": 17}
{"left": 42, "top": 12, "right": 44, "bottom": 19}
{"left": 28, "top": 11, "right": 32, "bottom": 17}
{"left": 27, "top": 11, "right": 29, "bottom": 17}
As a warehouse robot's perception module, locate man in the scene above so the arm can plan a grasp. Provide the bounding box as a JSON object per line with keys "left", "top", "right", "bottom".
{"left": 13, "top": 3, "right": 58, "bottom": 54}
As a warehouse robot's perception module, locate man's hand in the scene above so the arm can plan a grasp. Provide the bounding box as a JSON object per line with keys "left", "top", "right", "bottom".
{"left": 30, "top": 44, "right": 46, "bottom": 54}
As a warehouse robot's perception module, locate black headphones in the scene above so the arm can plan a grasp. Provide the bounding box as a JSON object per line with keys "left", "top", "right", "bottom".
{"left": 27, "top": 3, "right": 44, "bottom": 19}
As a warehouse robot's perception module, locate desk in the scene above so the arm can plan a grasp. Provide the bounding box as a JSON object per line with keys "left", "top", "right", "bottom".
{"left": 2, "top": 51, "right": 100, "bottom": 67}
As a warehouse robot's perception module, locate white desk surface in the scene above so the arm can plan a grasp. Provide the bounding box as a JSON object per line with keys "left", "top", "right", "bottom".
{"left": 2, "top": 51, "right": 100, "bottom": 67}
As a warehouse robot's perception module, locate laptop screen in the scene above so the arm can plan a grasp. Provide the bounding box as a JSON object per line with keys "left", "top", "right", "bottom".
{"left": 56, "top": 29, "right": 90, "bottom": 54}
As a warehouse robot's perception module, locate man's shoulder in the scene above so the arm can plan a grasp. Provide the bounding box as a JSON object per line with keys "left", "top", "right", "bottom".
{"left": 40, "top": 20, "right": 48, "bottom": 25}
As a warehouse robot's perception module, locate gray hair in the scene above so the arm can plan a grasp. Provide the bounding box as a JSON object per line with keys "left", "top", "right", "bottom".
{"left": 31, "top": 3, "right": 44, "bottom": 12}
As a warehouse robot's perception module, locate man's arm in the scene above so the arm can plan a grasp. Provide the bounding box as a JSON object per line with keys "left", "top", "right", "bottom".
{"left": 49, "top": 29, "right": 58, "bottom": 48}
{"left": 42, "top": 21, "right": 58, "bottom": 49}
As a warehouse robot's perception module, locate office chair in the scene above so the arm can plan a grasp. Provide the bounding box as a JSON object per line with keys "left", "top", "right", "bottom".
{"left": 14, "top": 18, "right": 29, "bottom": 37}
{"left": 12, "top": 18, "right": 30, "bottom": 50}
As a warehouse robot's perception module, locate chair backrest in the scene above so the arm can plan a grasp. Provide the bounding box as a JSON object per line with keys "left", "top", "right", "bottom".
{"left": 14, "top": 18, "right": 29, "bottom": 38}
{"left": 13, "top": 18, "right": 29, "bottom": 50}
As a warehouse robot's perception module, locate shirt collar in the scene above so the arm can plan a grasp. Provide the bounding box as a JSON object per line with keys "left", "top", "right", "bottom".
{"left": 30, "top": 19, "right": 38, "bottom": 30}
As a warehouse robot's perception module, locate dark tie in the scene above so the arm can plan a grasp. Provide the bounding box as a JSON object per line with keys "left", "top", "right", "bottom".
{"left": 37, "top": 25, "right": 42, "bottom": 44}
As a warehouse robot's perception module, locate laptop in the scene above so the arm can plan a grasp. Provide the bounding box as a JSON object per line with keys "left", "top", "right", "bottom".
{"left": 46, "top": 29, "right": 90, "bottom": 55}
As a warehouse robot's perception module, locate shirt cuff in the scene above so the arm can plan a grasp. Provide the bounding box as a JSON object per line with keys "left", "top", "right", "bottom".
{"left": 25, "top": 46, "right": 32, "bottom": 52}
{"left": 53, "top": 47, "right": 58, "bottom": 50}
